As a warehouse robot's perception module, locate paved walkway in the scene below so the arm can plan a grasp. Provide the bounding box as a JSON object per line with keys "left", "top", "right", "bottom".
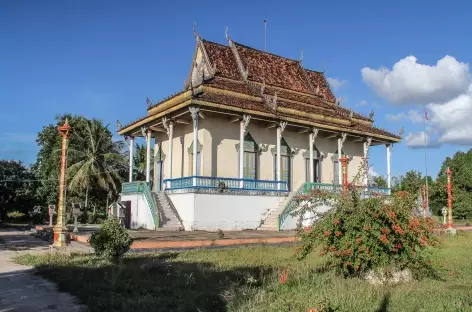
{"left": 0, "top": 228, "right": 85, "bottom": 312}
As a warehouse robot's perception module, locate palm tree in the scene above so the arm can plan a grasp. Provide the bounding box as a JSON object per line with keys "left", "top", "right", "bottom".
{"left": 67, "top": 119, "right": 125, "bottom": 209}
{"left": 133, "top": 143, "right": 153, "bottom": 181}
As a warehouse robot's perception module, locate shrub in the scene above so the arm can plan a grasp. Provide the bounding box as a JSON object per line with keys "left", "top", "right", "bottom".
{"left": 89, "top": 217, "right": 133, "bottom": 261}
{"left": 294, "top": 189, "right": 438, "bottom": 277}
{"left": 7, "top": 211, "right": 26, "bottom": 219}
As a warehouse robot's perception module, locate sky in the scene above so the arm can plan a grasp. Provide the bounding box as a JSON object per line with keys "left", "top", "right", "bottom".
{"left": 1, "top": 0, "right": 472, "bottom": 180}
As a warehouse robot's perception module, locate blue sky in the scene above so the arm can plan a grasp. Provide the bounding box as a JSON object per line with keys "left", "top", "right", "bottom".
{"left": 1, "top": 0, "right": 471, "bottom": 179}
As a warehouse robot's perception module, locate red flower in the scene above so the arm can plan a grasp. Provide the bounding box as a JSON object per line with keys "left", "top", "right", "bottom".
{"left": 335, "top": 231, "right": 342, "bottom": 237}
{"left": 356, "top": 238, "right": 362, "bottom": 244}
{"left": 345, "top": 261, "right": 352, "bottom": 267}
{"left": 333, "top": 219, "right": 341, "bottom": 225}
{"left": 380, "top": 234, "right": 389, "bottom": 244}
{"left": 328, "top": 246, "right": 337, "bottom": 252}
{"left": 324, "top": 230, "right": 331, "bottom": 237}
{"left": 392, "top": 224, "right": 405, "bottom": 236}
{"left": 396, "top": 243, "right": 403, "bottom": 249}
{"left": 381, "top": 227, "right": 391, "bottom": 234}
{"left": 279, "top": 270, "right": 288, "bottom": 284}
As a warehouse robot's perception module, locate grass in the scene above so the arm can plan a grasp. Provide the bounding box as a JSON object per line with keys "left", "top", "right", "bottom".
{"left": 14, "top": 233, "right": 472, "bottom": 312}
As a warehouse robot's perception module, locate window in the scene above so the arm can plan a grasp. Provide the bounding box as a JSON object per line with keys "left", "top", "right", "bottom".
{"left": 242, "top": 133, "right": 258, "bottom": 180}
{"left": 333, "top": 160, "right": 340, "bottom": 185}
{"left": 305, "top": 158, "right": 320, "bottom": 182}
{"left": 273, "top": 137, "right": 291, "bottom": 190}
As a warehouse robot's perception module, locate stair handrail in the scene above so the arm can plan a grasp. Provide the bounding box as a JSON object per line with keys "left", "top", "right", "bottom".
{"left": 122, "top": 181, "right": 159, "bottom": 229}
{"left": 277, "top": 182, "right": 307, "bottom": 231}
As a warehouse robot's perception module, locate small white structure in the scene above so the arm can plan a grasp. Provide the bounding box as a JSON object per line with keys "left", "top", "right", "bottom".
{"left": 117, "top": 33, "right": 400, "bottom": 231}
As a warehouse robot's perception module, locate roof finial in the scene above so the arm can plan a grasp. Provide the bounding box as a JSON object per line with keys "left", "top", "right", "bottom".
{"left": 369, "top": 109, "right": 375, "bottom": 120}
{"left": 225, "top": 25, "right": 229, "bottom": 41}
{"left": 146, "top": 97, "right": 152, "bottom": 108}
{"left": 399, "top": 127, "right": 405, "bottom": 137}
{"left": 299, "top": 50, "right": 304, "bottom": 63}
{"left": 193, "top": 22, "right": 198, "bottom": 38}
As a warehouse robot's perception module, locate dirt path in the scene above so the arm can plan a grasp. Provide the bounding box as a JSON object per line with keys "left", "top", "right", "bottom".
{"left": 0, "top": 228, "right": 85, "bottom": 312}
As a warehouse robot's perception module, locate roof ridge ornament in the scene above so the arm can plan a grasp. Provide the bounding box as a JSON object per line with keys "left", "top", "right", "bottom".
{"left": 193, "top": 22, "right": 198, "bottom": 39}
{"left": 116, "top": 119, "right": 122, "bottom": 132}
{"left": 369, "top": 109, "right": 375, "bottom": 120}
{"left": 146, "top": 97, "right": 153, "bottom": 108}
{"left": 226, "top": 26, "right": 249, "bottom": 81}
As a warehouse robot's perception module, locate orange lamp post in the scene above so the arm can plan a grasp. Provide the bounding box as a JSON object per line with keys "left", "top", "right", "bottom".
{"left": 340, "top": 156, "right": 350, "bottom": 195}
{"left": 445, "top": 167, "right": 454, "bottom": 229}
{"left": 53, "top": 119, "right": 71, "bottom": 248}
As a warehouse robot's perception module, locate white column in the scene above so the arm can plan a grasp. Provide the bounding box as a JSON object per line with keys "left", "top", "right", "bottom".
{"left": 128, "top": 136, "right": 135, "bottom": 182}
{"left": 386, "top": 144, "right": 391, "bottom": 193}
{"left": 276, "top": 122, "right": 287, "bottom": 190}
{"left": 337, "top": 137, "right": 342, "bottom": 185}
{"left": 363, "top": 141, "right": 368, "bottom": 188}
{"left": 309, "top": 132, "right": 314, "bottom": 183}
{"left": 145, "top": 129, "right": 152, "bottom": 183}
{"left": 190, "top": 107, "right": 199, "bottom": 186}
{"left": 239, "top": 115, "right": 251, "bottom": 188}
{"left": 167, "top": 121, "right": 173, "bottom": 184}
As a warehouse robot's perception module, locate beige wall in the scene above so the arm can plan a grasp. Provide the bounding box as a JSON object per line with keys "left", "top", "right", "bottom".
{"left": 152, "top": 114, "right": 365, "bottom": 189}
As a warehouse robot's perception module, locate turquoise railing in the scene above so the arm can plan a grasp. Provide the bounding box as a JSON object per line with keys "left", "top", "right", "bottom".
{"left": 121, "top": 181, "right": 159, "bottom": 229}
{"left": 277, "top": 183, "right": 307, "bottom": 231}
{"left": 277, "top": 182, "right": 391, "bottom": 231}
{"left": 163, "top": 176, "right": 288, "bottom": 192}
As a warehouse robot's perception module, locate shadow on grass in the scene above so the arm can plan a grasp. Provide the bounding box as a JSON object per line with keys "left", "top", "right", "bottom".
{"left": 375, "top": 293, "right": 390, "bottom": 312}
{"left": 25, "top": 252, "right": 274, "bottom": 312}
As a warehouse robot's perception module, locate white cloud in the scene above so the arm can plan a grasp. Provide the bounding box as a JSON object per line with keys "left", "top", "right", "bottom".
{"left": 359, "top": 100, "right": 368, "bottom": 106}
{"left": 368, "top": 167, "right": 379, "bottom": 177}
{"left": 405, "top": 131, "right": 428, "bottom": 148}
{"left": 386, "top": 112, "right": 406, "bottom": 121}
{"left": 427, "top": 87, "right": 472, "bottom": 145}
{"left": 362, "top": 55, "right": 469, "bottom": 105}
{"left": 327, "top": 77, "right": 348, "bottom": 91}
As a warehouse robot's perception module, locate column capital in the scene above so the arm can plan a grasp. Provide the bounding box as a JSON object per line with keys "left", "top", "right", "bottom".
{"left": 189, "top": 106, "right": 200, "bottom": 121}
{"left": 241, "top": 114, "right": 251, "bottom": 134}
{"left": 162, "top": 117, "right": 173, "bottom": 136}
{"left": 278, "top": 121, "right": 287, "bottom": 138}
{"left": 312, "top": 127, "right": 319, "bottom": 139}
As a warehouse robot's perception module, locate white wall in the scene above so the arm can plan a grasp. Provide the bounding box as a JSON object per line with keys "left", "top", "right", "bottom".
{"left": 169, "top": 193, "right": 286, "bottom": 231}
{"left": 281, "top": 201, "right": 333, "bottom": 230}
{"left": 121, "top": 194, "right": 156, "bottom": 230}
{"left": 167, "top": 193, "right": 195, "bottom": 230}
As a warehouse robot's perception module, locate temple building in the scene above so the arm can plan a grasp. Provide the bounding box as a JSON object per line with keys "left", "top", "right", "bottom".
{"left": 117, "top": 31, "right": 401, "bottom": 231}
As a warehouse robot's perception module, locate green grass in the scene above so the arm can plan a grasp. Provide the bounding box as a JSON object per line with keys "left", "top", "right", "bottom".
{"left": 15, "top": 233, "right": 472, "bottom": 312}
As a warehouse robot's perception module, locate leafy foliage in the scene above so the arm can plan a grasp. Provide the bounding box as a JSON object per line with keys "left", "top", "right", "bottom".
{"left": 371, "top": 176, "right": 387, "bottom": 188}
{"left": 133, "top": 143, "right": 152, "bottom": 181}
{"left": 89, "top": 217, "right": 133, "bottom": 261}
{"left": 294, "top": 189, "right": 438, "bottom": 277}
{"left": 0, "top": 160, "right": 37, "bottom": 223}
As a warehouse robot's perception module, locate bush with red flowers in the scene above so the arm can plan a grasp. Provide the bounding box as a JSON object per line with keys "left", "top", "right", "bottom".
{"left": 294, "top": 189, "right": 438, "bottom": 277}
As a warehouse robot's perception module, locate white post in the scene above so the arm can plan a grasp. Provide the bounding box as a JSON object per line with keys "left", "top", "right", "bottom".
{"left": 309, "top": 132, "right": 314, "bottom": 183}
{"left": 190, "top": 107, "right": 199, "bottom": 186}
{"left": 145, "top": 129, "right": 152, "bottom": 183}
{"left": 167, "top": 122, "right": 173, "bottom": 186}
{"left": 337, "top": 137, "right": 342, "bottom": 185}
{"left": 128, "top": 136, "right": 135, "bottom": 182}
{"left": 363, "top": 141, "right": 368, "bottom": 188}
{"left": 276, "top": 127, "right": 281, "bottom": 190}
{"left": 276, "top": 122, "right": 287, "bottom": 190}
{"left": 239, "top": 115, "right": 251, "bottom": 188}
{"left": 386, "top": 144, "right": 391, "bottom": 194}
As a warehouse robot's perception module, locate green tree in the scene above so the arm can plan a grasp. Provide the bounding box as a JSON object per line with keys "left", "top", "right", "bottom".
{"left": 0, "top": 160, "right": 37, "bottom": 223}
{"left": 67, "top": 119, "right": 126, "bottom": 209}
{"left": 34, "top": 115, "right": 126, "bottom": 214}
{"left": 372, "top": 175, "right": 387, "bottom": 188}
{"left": 132, "top": 143, "right": 153, "bottom": 182}
{"left": 392, "top": 170, "right": 426, "bottom": 195}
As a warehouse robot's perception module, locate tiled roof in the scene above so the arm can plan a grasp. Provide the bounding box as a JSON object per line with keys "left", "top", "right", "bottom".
{"left": 202, "top": 40, "right": 240, "bottom": 80}
{"left": 304, "top": 70, "right": 336, "bottom": 103}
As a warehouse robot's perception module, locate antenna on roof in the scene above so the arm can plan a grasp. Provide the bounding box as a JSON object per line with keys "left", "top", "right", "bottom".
{"left": 264, "top": 19, "right": 267, "bottom": 52}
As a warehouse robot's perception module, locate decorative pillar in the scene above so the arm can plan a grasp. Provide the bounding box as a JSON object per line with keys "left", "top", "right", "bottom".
{"left": 386, "top": 144, "right": 391, "bottom": 193}
{"left": 337, "top": 133, "right": 347, "bottom": 185}
{"left": 309, "top": 128, "right": 319, "bottom": 183}
{"left": 163, "top": 118, "right": 174, "bottom": 188}
{"left": 145, "top": 128, "right": 152, "bottom": 183}
{"left": 239, "top": 115, "right": 251, "bottom": 188}
{"left": 276, "top": 121, "right": 287, "bottom": 190}
{"left": 190, "top": 107, "right": 199, "bottom": 186}
{"left": 128, "top": 136, "right": 135, "bottom": 182}
{"left": 340, "top": 156, "right": 350, "bottom": 195}
{"left": 363, "top": 137, "right": 372, "bottom": 188}
{"left": 53, "top": 119, "right": 71, "bottom": 248}
{"left": 446, "top": 167, "right": 453, "bottom": 229}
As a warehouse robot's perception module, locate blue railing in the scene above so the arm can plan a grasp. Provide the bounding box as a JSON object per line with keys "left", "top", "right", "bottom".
{"left": 121, "top": 181, "right": 159, "bottom": 229}
{"left": 163, "top": 176, "right": 288, "bottom": 192}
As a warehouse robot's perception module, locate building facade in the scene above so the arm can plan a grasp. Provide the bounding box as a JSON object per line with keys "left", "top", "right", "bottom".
{"left": 117, "top": 32, "right": 401, "bottom": 231}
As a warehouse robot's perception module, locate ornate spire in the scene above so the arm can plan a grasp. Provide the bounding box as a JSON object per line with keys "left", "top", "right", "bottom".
{"left": 369, "top": 109, "right": 375, "bottom": 120}
{"left": 193, "top": 22, "right": 198, "bottom": 39}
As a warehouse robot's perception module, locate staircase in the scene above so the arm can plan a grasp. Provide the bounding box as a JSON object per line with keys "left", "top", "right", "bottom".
{"left": 257, "top": 196, "right": 292, "bottom": 231}
{"left": 152, "top": 191, "right": 184, "bottom": 231}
